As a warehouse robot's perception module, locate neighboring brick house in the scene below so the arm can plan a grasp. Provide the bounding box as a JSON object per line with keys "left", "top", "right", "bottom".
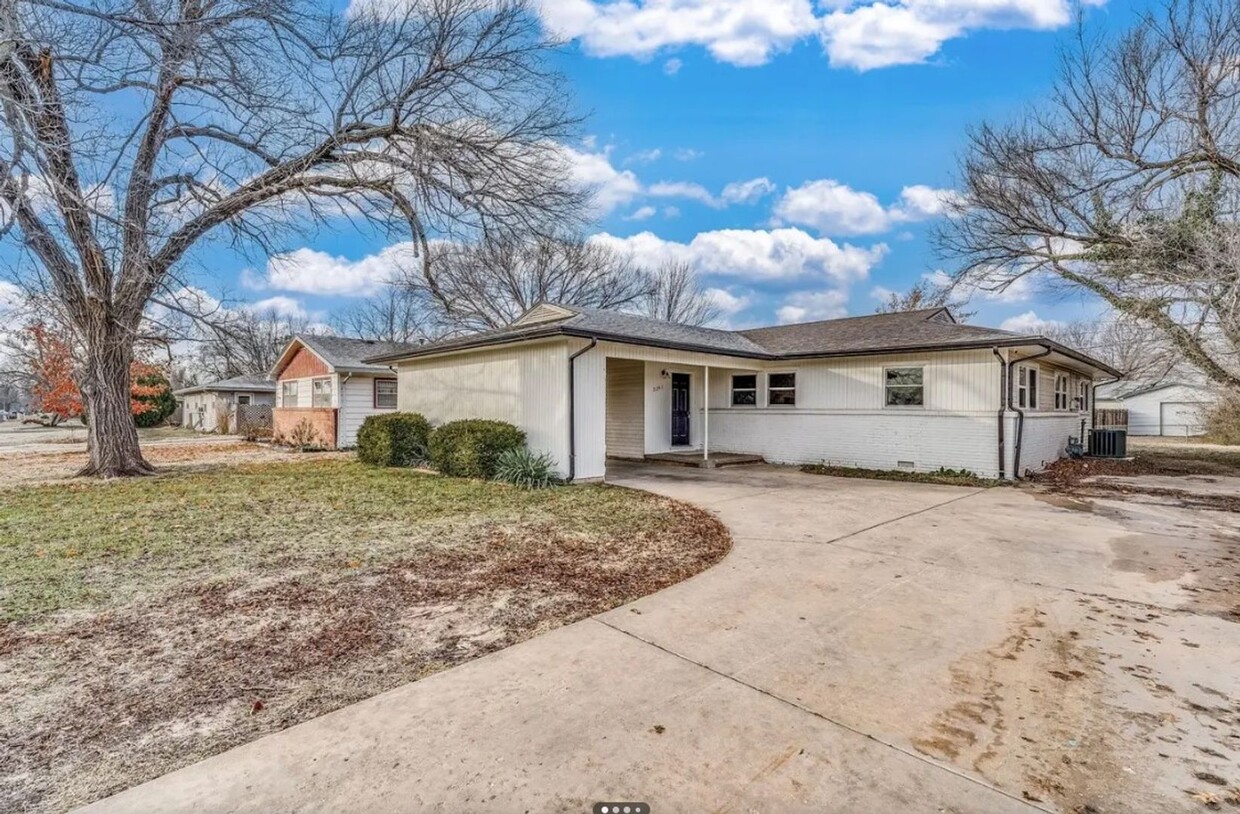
{"left": 270, "top": 335, "right": 421, "bottom": 449}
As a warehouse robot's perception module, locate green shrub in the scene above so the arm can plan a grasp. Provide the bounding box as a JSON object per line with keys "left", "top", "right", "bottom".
{"left": 356, "top": 412, "right": 432, "bottom": 467}
{"left": 493, "top": 447, "right": 562, "bottom": 489}
{"left": 132, "top": 369, "right": 176, "bottom": 428}
{"left": 428, "top": 419, "right": 526, "bottom": 479}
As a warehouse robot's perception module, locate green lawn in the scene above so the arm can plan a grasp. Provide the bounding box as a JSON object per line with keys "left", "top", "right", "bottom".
{"left": 0, "top": 459, "right": 729, "bottom": 813}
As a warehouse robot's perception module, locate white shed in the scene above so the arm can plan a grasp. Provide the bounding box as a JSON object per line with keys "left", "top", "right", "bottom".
{"left": 174, "top": 375, "right": 276, "bottom": 434}
{"left": 1096, "top": 382, "right": 1216, "bottom": 437}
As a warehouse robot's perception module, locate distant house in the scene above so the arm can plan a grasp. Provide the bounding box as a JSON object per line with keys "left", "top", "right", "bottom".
{"left": 1096, "top": 381, "right": 1217, "bottom": 437}
{"left": 270, "top": 335, "right": 422, "bottom": 449}
{"left": 174, "top": 375, "right": 276, "bottom": 433}
{"left": 366, "top": 303, "right": 1120, "bottom": 481}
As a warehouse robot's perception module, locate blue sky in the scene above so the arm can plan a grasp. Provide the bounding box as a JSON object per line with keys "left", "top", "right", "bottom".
{"left": 189, "top": 1, "right": 1148, "bottom": 332}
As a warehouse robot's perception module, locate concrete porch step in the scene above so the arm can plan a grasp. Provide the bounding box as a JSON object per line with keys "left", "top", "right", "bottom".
{"left": 642, "top": 451, "right": 766, "bottom": 469}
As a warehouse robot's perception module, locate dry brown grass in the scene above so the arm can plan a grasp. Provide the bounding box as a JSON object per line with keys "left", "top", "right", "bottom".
{"left": 0, "top": 460, "right": 730, "bottom": 813}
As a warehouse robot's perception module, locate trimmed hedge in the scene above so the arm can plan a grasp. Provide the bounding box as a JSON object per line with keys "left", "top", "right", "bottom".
{"left": 428, "top": 419, "right": 526, "bottom": 479}
{"left": 356, "top": 412, "right": 432, "bottom": 467}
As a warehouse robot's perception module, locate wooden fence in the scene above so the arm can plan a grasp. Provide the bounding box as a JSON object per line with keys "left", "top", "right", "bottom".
{"left": 1093, "top": 407, "right": 1129, "bottom": 430}
{"left": 236, "top": 404, "right": 273, "bottom": 439}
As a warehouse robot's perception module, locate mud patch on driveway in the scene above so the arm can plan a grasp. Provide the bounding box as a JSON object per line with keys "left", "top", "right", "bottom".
{"left": 911, "top": 606, "right": 1142, "bottom": 811}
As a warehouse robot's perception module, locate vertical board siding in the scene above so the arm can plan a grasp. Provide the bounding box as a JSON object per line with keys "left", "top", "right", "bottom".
{"left": 397, "top": 339, "right": 571, "bottom": 476}
{"left": 337, "top": 375, "right": 396, "bottom": 448}
{"left": 605, "top": 359, "right": 645, "bottom": 458}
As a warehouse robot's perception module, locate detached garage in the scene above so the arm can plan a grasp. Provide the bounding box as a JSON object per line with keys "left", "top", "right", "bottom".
{"left": 1096, "top": 382, "right": 1215, "bottom": 437}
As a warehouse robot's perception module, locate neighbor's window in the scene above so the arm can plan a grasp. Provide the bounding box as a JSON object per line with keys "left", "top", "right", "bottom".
{"left": 281, "top": 380, "right": 298, "bottom": 407}
{"left": 885, "top": 367, "right": 924, "bottom": 406}
{"left": 768, "top": 372, "right": 796, "bottom": 406}
{"left": 374, "top": 378, "right": 398, "bottom": 409}
{"left": 1016, "top": 365, "right": 1039, "bottom": 409}
{"left": 311, "top": 377, "right": 332, "bottom": 408}
{"left": 1054, "top": 374, "right": 1069, "bottom": 410}
{"left": 731, "top": 374, "right": 757, "bottom": 406}
{"left": 236, "top": 394, "right": 251, "bottom": 406}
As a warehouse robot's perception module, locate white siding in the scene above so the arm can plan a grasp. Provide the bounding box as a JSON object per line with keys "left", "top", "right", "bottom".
{"left": 605, "top": 359, "right": 644, "bottom": 459}
{"left": 1006, "top": 413, "right": 1089, "bottom": 477}
{"left": 278, "top": 377, "right": 319, "bottom": 409}
{"left": 338, "top": 374, "right": 397, "bottom": 448}
{"left": 396, "top": 339, "right": 571, "bottom": 476}
{"left": 1099, "top": 384, "right": 1214, "bottom": 436}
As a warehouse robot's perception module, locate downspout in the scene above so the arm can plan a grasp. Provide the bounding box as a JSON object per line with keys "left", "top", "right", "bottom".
{"left": 1007, "top": 346, "right": 1053, "bottom": 479}
{"left": 992, "top": 348, "right": 1006, "bottom": 481}
{"left": 567, "top": 337, "right": 598, "bottom": 482}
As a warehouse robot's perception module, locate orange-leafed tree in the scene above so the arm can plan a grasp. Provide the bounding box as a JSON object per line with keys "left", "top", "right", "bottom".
{"left": 27, "top": 324, "right": 175, "bottom": 430}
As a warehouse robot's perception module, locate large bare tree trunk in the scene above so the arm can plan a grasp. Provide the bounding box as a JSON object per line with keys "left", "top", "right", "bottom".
{"left": 77, "top": 342, "right": 153, "bottom": 478}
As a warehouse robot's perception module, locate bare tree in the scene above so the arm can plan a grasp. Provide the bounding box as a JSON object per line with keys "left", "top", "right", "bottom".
{"left": 1042, "top": 317, "right": 1178, "bottom": 383}
{"left": 194, "top": 307, "right": 311, "bottom": 382}
{"left": 0, "top": 0, "right": 582, "bottom": 475}
{"left": 874, "top": 279, "right": 975, "bottom": 321}
{"left": 639, "top": 260, "right": 718, "bottom": 327}
{"left": 420, "top": 234, "right": 652, "bottom": 332}
{"left": 334, "top": 283, "right": 439, "bottom": 344}
{"left": 938, "top": 0, "right": 1240, "bottom": 392}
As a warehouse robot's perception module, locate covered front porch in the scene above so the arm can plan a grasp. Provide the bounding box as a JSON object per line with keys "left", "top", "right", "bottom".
{"left": 600, "top": 353, "right": 763, "bottom": 468}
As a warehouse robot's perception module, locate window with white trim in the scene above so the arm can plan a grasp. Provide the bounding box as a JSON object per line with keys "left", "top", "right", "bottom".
{"left": 767, "top": 372, "right": 796, "bottom": 406}
{"left": 374, "top": 378, "right": 398, "bottom": 409}
{"left": 311, "top": 377, "right": 332, "bottom": 408}
{"left": 1016, "top": 365, "right": 1039, "bottom": 409}
{"left": 1078, "top": 380, "right": 1090, "bottom": 412}
{"left": 1054, "top": 374, "right": 1070, "bottom": 410}
{"left": 281, "top": 380, "right": 298, "bottom": 407}
{"left": 730, "top": 374, "right": 757, "bottom": 406}
{"left": 885, "top": 367, "right": 924, "bottom": 406}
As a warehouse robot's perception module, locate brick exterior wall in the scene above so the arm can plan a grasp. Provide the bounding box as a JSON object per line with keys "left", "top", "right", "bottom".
{"left": 273, "top": 407, "right": 337, "bottom": 449}
{"left": 279, "top": 345, "right": 330, "bottom": 380}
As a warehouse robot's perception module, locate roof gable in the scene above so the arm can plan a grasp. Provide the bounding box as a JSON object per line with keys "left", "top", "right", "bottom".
{"left": 513, "top": 303, "right": 577, "bottom": 326}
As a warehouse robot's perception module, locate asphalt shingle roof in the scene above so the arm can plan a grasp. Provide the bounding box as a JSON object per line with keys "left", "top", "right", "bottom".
{"left": 297, "top": 335, "right": 423, "bottom": 373}
{"left": 173, "top": 374, "right": 276, "bottom": 396}
{"left": 363, "top": 303, "right": 1120, "bottom": 376}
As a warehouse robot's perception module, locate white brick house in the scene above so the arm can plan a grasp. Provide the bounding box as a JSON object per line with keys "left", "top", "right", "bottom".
{"left": 367, "top": 304, "right": 1120, "bottom": 481}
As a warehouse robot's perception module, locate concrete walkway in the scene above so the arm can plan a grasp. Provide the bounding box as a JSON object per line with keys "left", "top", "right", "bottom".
{"left": 81, "top": 463, "right": 1236, "bottom": 814}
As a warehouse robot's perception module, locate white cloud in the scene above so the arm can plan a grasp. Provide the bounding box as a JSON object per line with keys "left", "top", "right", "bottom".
{"left": 703, "top": 287, "right": 751, "bottom": 317}
{"left": 562, "top": 144, "right": 643, "bottom": 216}
{"left": 537, "top": 0, "right": 820, "bottom": 67}
{"left": 662, "top": 206, "right": 681, "bottom": 219}
{"left": 774, "top": 179, "right": 890, "bottom": 235}
{"left": 820, "top": 0, "right": 1102, "bottom": 71}
{"left": 663, "top": 57, "right": 683, "bottom": 75}
{"left": 625, "top": 205, "right": 658, "bottom": 221}
{"left": 261, "top": 243, "right": 419, "bottom": 296}
{"left": 869, "top": 284, "right": 898, "bottom": 302}
{"left": 592, "top": 228, "right": 886, "bottom": 284}
{"left": 674, "top": 148, "right": 703, "bottom": 161}
{"left": 245, "top": 295, "right": 310, "bottom": 319}
{"left": 721, "top": 177, "right": 776, "bottom": 205}
{"left": 926, "top": 268, "right": 1036, "bottom": 304}
{"left": 1000, "top": 310, "right": 1062, "bottom": 334}
{"left": 776, "top": 290, "right": 849, "bottom": 324}
{"left": 530, "top": 0, "right": 1100, "bottom": 70}
{"left": 625, "top": 148, "right": 663, "bottom": 165}
{"left": 648, "top": 180, "right": 724, "bottom": 208}
{"left": 775, "top": 179, "right": 961, "bottom": 235}
{"left": 890, "top": 185, "right": 963, "bottom": 221}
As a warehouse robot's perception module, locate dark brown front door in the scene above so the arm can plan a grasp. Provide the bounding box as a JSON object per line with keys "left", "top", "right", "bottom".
{"left": 671, "top": 373, "right": 690, "bottom": 446}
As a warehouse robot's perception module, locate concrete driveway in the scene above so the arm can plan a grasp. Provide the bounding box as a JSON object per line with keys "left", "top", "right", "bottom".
{"left": 81, "top": 463, "right": 1240, "bottom": 814}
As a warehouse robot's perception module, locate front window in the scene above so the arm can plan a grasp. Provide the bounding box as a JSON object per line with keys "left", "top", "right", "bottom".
{"left": 1016, "top": 365, "right": 1039, "bottom": 409}
{"left": 281, "top": 381, "right": 298, "bottom": 407}
{"left": 731, "top": 374, "right": 757, "bottom": 406}
{"left": 1054, "top": 374, "right": 1069, "bottom": 410}
{"left": 768, "top": 372, "right": 796, "bottom": 406}
{"left": 311, "top": 377, "right": 332, "bottom": 408}
{"left": 374, "top": 378, "right": 398, "bottom": 409}
{"left": 885, "top": 367, "right": 924, "bottom": 406}
{"left": 1078, "top": 380, "right": 1090, "bottom": 411}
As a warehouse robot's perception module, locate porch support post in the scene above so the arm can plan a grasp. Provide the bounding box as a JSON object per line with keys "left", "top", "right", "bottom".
{"left": 704, "top": 366, "right": 710, "bottom": 461}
